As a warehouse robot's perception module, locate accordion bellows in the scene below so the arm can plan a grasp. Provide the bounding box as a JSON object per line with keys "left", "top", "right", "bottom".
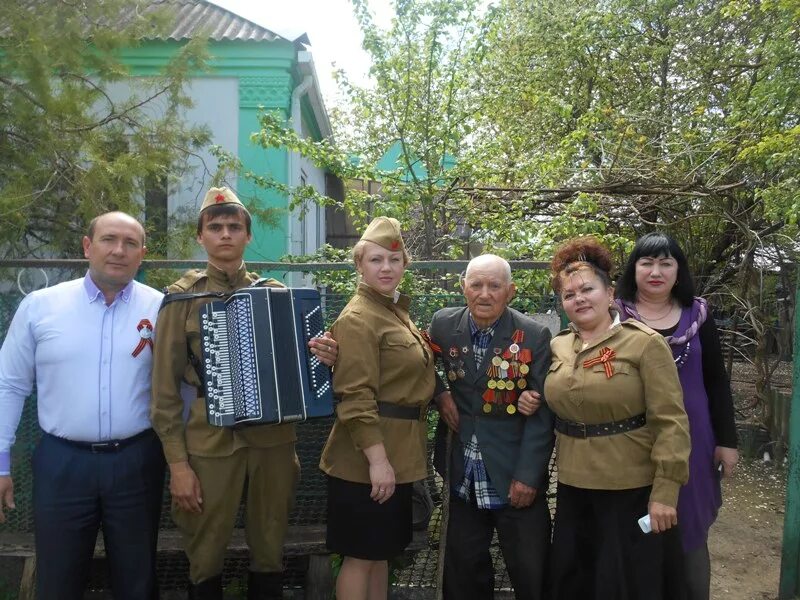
{"left": 200, "top": 287, "right": 334, "bottom": 427}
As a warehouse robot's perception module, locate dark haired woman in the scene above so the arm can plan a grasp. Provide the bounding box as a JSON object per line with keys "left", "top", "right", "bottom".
{"left": 616, "top": 232, "right": 739, "bottom": 600}
{"left": 520, "top": 236, "right": 690, "bottom": 600}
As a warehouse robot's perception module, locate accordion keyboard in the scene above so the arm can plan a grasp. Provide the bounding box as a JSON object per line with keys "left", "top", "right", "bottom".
{"left": 201, "top": 307, "right": 235, "bottom": 425}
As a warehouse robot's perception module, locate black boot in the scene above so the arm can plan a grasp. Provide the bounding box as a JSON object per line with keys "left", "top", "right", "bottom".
{"left": 247, "top": 570, "right": 283, "bottom": 600}
{"left": 187, "top": 574, "right": 223, "bottom": 600}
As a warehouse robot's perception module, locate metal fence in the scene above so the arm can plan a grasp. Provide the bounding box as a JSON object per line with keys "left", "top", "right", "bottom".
{"left": 0, "top": 260, "right": 558, "bottom": 595}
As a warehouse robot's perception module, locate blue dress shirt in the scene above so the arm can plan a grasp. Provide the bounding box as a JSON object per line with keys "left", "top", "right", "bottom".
{"left": 0, "top": 274, "right": 163, "bottom": 475}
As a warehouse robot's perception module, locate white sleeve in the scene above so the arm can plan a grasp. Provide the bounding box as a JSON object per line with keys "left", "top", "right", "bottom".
{"left": 0, "top": 294, "right": 38, "bottom": 474}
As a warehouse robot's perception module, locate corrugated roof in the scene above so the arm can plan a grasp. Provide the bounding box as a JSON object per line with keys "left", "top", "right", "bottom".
{"left": 139, "top": 0, "right": 289, "bottom": 42}
{"left": 1, "top": 0, "right": 296, "bottom": 43}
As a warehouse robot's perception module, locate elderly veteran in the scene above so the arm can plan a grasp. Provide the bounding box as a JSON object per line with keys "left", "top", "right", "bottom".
{"left": 151, "top": 187, "right": 338, "bottom": 600}
{"left": 520, "top": 236, "right": 690, "bottom": 600}
{"left": 0, "top": 212, "right": 164, "bottom": 600}
{"left": 319, "top": 217, "right": 436, "bottom": 600}
{"left": 430, "top": 254, "right": 554, "bottom": 600}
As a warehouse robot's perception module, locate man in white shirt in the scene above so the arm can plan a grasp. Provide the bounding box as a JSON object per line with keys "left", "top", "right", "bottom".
{"left": 0, "top": 212, "right": 164, "bottom": 600}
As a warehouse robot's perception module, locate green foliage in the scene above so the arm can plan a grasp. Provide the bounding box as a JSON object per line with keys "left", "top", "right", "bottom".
{"left": 0, "top": 0, "right": 211, "bottom": 259}
{"left": 237, "top": 0, "right": 484, "bottom": 260}
{"left": 470, "top": 0, "right": 799, "bottom": 259}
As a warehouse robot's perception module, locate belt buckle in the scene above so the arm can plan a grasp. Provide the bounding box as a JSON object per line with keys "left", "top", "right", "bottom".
{"left": 90, "top": 441, "right": 119, "bottom": 453}
{"left": 574, "top": 422, "right": 588, "bottom": 438}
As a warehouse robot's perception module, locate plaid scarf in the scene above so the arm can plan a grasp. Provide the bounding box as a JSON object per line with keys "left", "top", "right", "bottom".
{"left": 456, "top": 434, "right": 507, "bottom": 509}
{"left": 469, "top": 314, "right": 499, "bottom": 370}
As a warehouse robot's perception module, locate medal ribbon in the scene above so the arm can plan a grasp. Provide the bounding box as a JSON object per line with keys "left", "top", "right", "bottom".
{"left": 583, "top": 346, "right": 616, "bottom": 378}
{"left": 420, "top": 330, "right": 442, "bottom": 355}
{"left": 132, "top": 319, "right": 154, "bottom": 357}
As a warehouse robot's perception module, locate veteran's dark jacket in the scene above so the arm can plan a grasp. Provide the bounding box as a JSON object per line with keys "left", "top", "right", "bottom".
{"left": 430, "top": 306, "right": 555, "bottom": 498}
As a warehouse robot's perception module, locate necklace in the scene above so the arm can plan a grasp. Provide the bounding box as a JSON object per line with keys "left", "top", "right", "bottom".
{"left": 635, "top": 300, "right": 674, "bottom": 321}
{"left": 673, "top": 339, "right": 691, "bottom": 369}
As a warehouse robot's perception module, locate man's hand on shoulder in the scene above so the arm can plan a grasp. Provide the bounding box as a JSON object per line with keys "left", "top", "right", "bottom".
{"left": 435, "top": 391, "right": 459, "bottom": 432}
{"left": 0, "top": 476, "right": 14, "bottom": 523}
{"left": 169, "top": 462, "right": 203, "bottom": 514}
{"left": 508, "top": 479, "right": 536, "bottom": 509}
{"left": 308, "top": 331, "right": 338, "bottom": 367}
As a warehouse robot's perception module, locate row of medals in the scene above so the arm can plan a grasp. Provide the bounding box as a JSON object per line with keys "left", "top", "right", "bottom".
{"left": 445, "top": 341, "right": 531, "bottom": 415}
{"left": 485, "top": 341, "right": 530, "bottom": 414}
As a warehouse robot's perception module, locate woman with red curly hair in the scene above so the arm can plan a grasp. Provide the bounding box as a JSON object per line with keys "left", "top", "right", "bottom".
{"left": 519, "top": 237, "right": 690, "bottom": 600}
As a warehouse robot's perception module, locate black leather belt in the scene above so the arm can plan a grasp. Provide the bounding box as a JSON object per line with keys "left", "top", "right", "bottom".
{"left": 48, "top": 429, "right": 155, "bottom": 453}
{"left": 555, "top": 413, "right": 646, "bottom": 438}
{"left": 377, "top": 401, "right": 425, "bottom": 420}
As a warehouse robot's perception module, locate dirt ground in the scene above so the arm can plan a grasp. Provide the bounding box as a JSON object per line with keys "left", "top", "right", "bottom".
{"left": 710, "top": 459, "right": 785, "bottom": 600}
{"left": 710, "top": 359, "right": 793, "bottom": 600}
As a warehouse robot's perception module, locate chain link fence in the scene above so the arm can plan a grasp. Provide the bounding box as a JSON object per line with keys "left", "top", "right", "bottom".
{"left": 0, "top": 260, "right": 559, "bottom": 596}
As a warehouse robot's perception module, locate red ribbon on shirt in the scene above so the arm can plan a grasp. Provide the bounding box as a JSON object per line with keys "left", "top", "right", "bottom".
{"left": 583, "top": 346, "right": 616, "bottom": 378}
{"left": 420, "top": 330, "right": 442, "bottom": 355}
{"left": 132, "top": 319, "right": 154, "bottom": 357}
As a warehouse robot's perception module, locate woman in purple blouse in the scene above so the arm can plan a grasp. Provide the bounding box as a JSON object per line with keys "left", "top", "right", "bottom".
{"left": 616, "top": 232, "right": 739, "bottom": 600}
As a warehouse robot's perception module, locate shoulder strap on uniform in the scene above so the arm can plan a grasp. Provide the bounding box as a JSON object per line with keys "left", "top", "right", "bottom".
{"left": 158, "top": 290, "right": 227, "bottom": 311}
{"left": 249, "top": 276, "right": 284, "bottom": 288}
{"left": 158, "top": 270, "right": 221, "bottom": 311}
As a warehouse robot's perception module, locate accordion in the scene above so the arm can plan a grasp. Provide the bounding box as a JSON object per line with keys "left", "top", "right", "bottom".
{"left": 199, "top": 287, "right": 334, "bottom": 427}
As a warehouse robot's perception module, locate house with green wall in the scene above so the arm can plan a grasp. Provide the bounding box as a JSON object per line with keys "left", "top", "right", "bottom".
{"left": 113, "top": 0, "right": 335, "bottom": 277}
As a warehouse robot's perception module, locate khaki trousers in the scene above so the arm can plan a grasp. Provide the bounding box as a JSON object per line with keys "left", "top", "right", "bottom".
{"left": 174, "top": 443, "right": 300, "bottom": 583}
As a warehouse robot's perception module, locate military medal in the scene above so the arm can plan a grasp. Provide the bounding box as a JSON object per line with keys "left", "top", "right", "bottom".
{"left": 457, "top": 368, "right": 466, "bottom": 378}
{"left": 462, "top": 346, "right": 470, "bottom": 355}
{"left": 487, "top": 379, "right": 497, "bottom": 389}
{"left": 507, "top": 404, "right": 517, "bottom": 415}
{"left": 448, "top": 370, "right": 457, "bottom": 381}
{"left": 517, "top": 378, "right": 528, "bottom": 389}
{"left": 509, "top": 343, "right": 520, "bottom": 354}
{"left": 519, "top": 363, "right": 530, "bottom": 375}
{"left": 483, "top": 403, "right": 492, "bottom": 413}
{"left": 491, "top": 355, "right": 502, "bottom": 367}
{"left": 449, "top": 346, "right": 459, "bottom": 358}
{"left": 500, "top": 360, "right": 510, "bottom": 370}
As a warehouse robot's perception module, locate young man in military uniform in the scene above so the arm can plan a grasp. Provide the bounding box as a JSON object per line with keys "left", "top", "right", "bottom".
{"left": 150, "top": 188, "right": 337, "bottom": 600}
{"left": 430, "top": 254, "right": 554, "bottom": 600}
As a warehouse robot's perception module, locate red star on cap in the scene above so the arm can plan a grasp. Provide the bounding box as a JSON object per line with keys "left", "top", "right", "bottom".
{"left": 215, "top": 193, "right": 225, "bottom": 203}
{"left": 391, "top": 240, "right": 400, "bottom": 250}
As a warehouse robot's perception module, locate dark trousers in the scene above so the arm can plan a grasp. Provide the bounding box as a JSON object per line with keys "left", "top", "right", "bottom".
{"left": 549, "top": 483, "right": 685, "bottom": 600}
{"left": 32, "top": 430, "right": 165, "bottom": 600}
{"left": 443, "top": 493, "right": 550, "bottom": 600}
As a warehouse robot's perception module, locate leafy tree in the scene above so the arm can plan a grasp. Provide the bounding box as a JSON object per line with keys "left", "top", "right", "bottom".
{"left": 0, "top": 0, "right": 210, "bottom": 258}
{"left": 469, "top": 0, "right": 799, "bottom": 425}
{"left": 242, "top": 0, "right": 797, "bottom": 419}
{"left": 240, "top": 0, "right": 484, "bottom": 261}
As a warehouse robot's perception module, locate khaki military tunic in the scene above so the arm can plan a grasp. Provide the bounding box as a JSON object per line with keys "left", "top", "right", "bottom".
{"left": 150, "top": 263, "right": 296, "bottom": 463}
{"left": 150, "top": 263, "right": 300, "bottom": 581}
{"left": 319, "top": 283, "right": 436, "bottom": 484}
{"left": 544, "top": 319, "right": 690, "bottom": 507}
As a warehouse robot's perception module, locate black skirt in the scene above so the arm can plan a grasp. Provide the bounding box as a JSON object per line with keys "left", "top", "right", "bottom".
{"left": 326, "top": 476, "right": 413, "bottom": 560}
{"left": 549, "top": 482, "right": 685, "bottom": 600}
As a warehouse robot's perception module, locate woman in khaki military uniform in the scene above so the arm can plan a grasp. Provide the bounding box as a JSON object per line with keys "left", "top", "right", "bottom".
{"left": 519, "top": 237, "right": 690, "bottom": 600}
{"left": 319, "top": 217, "right": 435, "bottom": 600}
